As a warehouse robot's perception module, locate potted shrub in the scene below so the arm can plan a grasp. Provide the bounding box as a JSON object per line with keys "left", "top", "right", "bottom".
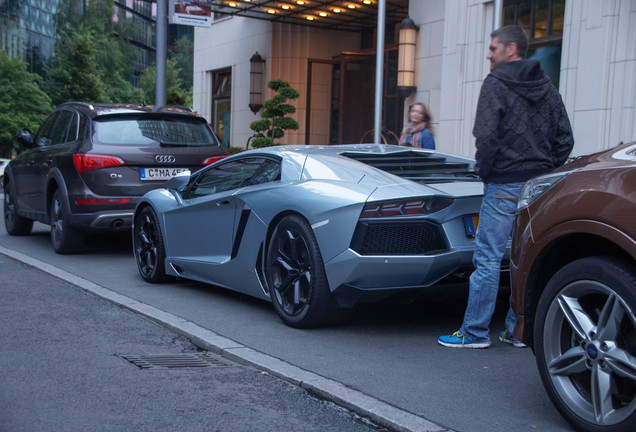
{"left": 249, "top": 79, "right": 299, "bottom": 148}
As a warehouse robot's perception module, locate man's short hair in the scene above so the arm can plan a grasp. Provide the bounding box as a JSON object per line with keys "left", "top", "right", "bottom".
{"left": 491, "top": 25, "right": 529, "bottom": 58}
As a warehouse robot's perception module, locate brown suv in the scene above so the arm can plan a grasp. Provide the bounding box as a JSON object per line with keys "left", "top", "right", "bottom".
{"left": 510, "top": 141, "right": 636, "bottom": 432}
{"left": 3, "top": 102, "right": 227, "bottom": 254}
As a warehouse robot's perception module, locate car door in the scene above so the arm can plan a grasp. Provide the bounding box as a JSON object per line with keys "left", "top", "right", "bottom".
{"left": 30, "top": 110, "right": 78, "bottom": 215}
{"left": 163, "top": 157, "right": 277, "bottom": 283}
{"left": 12, "top": 111, "right": 60, "bottom": 213}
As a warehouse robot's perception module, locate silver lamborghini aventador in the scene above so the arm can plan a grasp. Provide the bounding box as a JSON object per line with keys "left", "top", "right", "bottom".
{"left": 133, "top": 144, "right": 486, "bottom": 328}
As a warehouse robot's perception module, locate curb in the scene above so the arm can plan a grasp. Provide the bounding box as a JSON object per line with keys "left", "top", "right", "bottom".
{"left": 1, "top": 244, "right": 451, "bottom": 432}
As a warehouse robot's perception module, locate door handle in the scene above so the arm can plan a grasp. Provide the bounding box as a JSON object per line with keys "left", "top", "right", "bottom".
{"left": 217, "top": 200, "right": 230, "bottom": 206}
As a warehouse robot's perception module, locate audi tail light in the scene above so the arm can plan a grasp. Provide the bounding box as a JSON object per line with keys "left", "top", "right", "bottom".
{"left": 74, "top": 153, "right": 126, "bottom": 174}
{"left": 360, "top": 197, "right": 454, "bottom": 218}
{"left": 202, "top": 155, "right": 228, "bottom": 165}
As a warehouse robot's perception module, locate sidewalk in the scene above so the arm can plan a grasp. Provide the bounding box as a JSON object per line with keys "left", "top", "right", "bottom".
{"left": 0, "top": 253, "right": 385, "bottom": 432}
{"left": 0, "top": 240, "right": 446, "bottom": 432}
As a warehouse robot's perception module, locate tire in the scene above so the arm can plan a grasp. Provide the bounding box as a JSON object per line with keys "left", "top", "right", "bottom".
{"left": 133, "top": 206, "right": 167, "bottom": 283}
{"left": 50, "top": 189, "right": 85, "bottom": 254}
{"left": 3, "top": 180, "right": 33, "bottom": 236}
{"left": 534, "top": 256, "right": 636, "bottom": 432}
{"left": 266, "top": 215, "right": 334, "bottom": 328}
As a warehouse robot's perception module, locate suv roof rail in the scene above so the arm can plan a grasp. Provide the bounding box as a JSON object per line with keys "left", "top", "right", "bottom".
{"left": 166, "top": 105, "right": 193, "bottom": 112}
{"left": 59, "top": 101, "right": 95, "bottom": 110}
{"left": 57, "top": 102, "right": 196, "bottom": 116}
{"left": 152, "top": 105, "right": 194, "bottom": 113}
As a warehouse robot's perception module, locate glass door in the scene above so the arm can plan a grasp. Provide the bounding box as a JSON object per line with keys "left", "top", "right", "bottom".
{"left": 212, "top": 68, "right": 231, "bottom": 147}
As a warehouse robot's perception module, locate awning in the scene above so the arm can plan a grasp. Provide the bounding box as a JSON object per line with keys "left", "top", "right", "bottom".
{"left": 211, "top": 0, "right": 408, "bottom": 31}
{"left": 209, "top": 0, "right": 409, "bottom": 144}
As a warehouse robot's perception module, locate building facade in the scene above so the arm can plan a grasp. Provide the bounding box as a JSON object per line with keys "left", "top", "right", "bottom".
{"left": 0, "top": 0, "right": 58, "bottom": 75}
{"left": 0, "top": 0, "right": 158, "bottom": 78}
{"left": 1, "top": 0, "right": 192, "bottom": 88}
{"left": 114, "top": 0, "right": 158, "bottom": 85}
{"left": 193, "top": 0, "right": 635, "bottom": 158}
{"left": 431, "top": 0, "right": 635, "bottom": 158}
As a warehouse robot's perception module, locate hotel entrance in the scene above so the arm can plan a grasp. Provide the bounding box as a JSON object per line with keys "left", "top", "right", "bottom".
{"left": 305, "top": 46, "right": 401, "bottom": 145}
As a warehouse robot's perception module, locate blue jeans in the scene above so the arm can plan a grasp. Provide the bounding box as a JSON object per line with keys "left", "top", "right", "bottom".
{"left": 459, "top": 182, "right": 525, "bottom": 342}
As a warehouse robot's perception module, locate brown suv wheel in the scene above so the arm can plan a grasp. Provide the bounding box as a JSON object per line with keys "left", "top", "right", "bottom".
{"left": 535, "top": 256, "right": 636, "bottom": 432}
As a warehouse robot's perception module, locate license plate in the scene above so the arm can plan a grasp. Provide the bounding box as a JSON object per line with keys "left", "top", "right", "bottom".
{"left": 140, "top": 167, "right": 190, "bottom": 181}
{"left": 464, "top": 215, "right": 479, "bottom": 237}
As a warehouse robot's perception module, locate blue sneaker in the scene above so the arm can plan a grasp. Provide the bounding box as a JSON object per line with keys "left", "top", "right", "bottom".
{"left": 499, "top": 330, "right": 526, "bottom": 348}
{"left": 438, "top": 331, "right": 490, "bottom": 348}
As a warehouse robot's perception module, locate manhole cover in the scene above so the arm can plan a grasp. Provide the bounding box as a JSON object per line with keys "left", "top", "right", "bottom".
{"left": 120, "top": 353, "right": 233, "bottom": 370}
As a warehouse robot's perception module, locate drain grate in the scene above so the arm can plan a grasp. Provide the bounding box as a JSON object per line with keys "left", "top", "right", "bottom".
{"left": 120, "top": 353, "right": 233, "bottom": 370}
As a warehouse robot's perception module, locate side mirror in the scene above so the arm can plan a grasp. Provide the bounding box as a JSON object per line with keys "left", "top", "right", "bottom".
{"left": 15, "top": 129, "right": 33, "bottom": 147}
{"left": 165, "top": 171, "right": 190, "bottom": 192}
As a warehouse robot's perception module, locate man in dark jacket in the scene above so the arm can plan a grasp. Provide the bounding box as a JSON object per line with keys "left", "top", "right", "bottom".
{"left": 439, "top": 25, "right": 574, "bottom": 348}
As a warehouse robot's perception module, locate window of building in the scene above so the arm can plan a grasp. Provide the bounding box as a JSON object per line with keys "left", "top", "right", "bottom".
{"left": 212, "top": 68, "right": 232, "bottom": 148}
{"left": 503, "top": 0, "right": 565, "bottom": 87}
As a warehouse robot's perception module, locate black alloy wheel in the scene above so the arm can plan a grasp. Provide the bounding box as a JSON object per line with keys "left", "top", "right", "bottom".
{"left": 266, "top": 215, "right": 333, "bottom": 328}
{"left": 535, "top": 256, "right": 636, "bottom": 432}
{"left": 50, "top": 189, "right": 85, "bottom": 254}
{"left": 133, "top": 206, "right": 167, "bottom": 283}
{"left": 3, "top": 180, "right": 33, "bottom": 236}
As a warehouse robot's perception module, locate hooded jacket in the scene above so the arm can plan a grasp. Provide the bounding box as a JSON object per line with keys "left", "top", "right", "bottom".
{"left": 473, "top": 59, "right": 574, "bottom": 183}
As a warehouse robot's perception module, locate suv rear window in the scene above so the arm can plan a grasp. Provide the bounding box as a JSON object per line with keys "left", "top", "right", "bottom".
{"left": 93, "top": 116, "right": 219, "bottom": 147}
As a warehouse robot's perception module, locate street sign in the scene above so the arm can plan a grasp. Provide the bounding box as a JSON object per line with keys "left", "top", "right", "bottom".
{"left": 169, "top": 0, "right": 212, "bottom": 27}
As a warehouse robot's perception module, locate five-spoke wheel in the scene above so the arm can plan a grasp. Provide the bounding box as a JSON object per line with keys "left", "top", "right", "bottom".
{"left": 266, "top": 215, "right": 333, "bottom": 328}
{"left": 535, "top": 256, "right": 636, "bottom": 432}
{"left": 133, "top": 206, "right": 167, "bottom": 283}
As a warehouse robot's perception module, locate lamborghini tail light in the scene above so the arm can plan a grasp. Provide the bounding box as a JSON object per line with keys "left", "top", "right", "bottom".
{"left": 361, "top": 197, "right": 453, "bottom": 218}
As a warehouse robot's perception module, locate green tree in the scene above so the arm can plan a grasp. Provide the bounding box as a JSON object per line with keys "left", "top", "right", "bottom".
{"left": 54, "top": 0, "right": 113, "bottom": 32}
{"left": 44, "top": 27, "right": 106, "bottom": 104}
{"left": 92, "top": 20, "right": 144, "bottom": 103}
{"left": 0, "top": 51, "right": 52, "bottom": 156}
{"left": 170, "top": 35, "right": 194, "bottom": 92}
{"left": 44, "top": 0, "right": 143, "bottom": 105}
{"left": 139, "top": 57, "right": 191, "bottom": 107}
{"left": 138, "top": 36, "right": 195, "bottom": 107}
{"left": 249, "top": 79, "right": 300, "bottom": 148}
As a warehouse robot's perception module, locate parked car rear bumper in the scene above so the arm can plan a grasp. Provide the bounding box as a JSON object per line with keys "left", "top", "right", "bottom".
{"left": 70, "top": 210, "right": 134, "bottom": 231}
{"left": 327, "top": 245, "right": 480, "bottom": 307}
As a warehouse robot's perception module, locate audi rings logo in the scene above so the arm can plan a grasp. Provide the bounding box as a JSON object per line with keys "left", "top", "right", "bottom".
{"left": 155, "top": 155, "right": 176, "bottom": 164}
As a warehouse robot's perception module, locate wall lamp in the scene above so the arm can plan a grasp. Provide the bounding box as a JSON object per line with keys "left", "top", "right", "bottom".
{"left": 397, "top": 16, "right": 419, "bottom": 98}
{"left": 249, "top": 51, "right": 265, "bottom": 114}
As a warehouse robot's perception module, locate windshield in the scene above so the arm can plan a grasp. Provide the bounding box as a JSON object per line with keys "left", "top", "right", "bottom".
{"left": 93, "top": 116, "right": 220, "bottom": 147}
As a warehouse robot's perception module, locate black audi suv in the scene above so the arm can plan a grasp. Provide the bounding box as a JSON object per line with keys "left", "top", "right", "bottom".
{"left": 3, "top": 102, "right": 227, "bottom": 253}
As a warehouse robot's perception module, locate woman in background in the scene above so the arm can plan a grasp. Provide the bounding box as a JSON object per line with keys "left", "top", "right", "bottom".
{"left": 399, "top": 103, "right": 435, "bottom": 149}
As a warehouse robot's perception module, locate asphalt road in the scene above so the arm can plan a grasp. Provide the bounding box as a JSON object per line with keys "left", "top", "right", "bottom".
{"left": 0, "top": 253, "right": 381, "bottom": 432}
{"left": 0, "top": 198, "right": 573, "bottom": 432}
